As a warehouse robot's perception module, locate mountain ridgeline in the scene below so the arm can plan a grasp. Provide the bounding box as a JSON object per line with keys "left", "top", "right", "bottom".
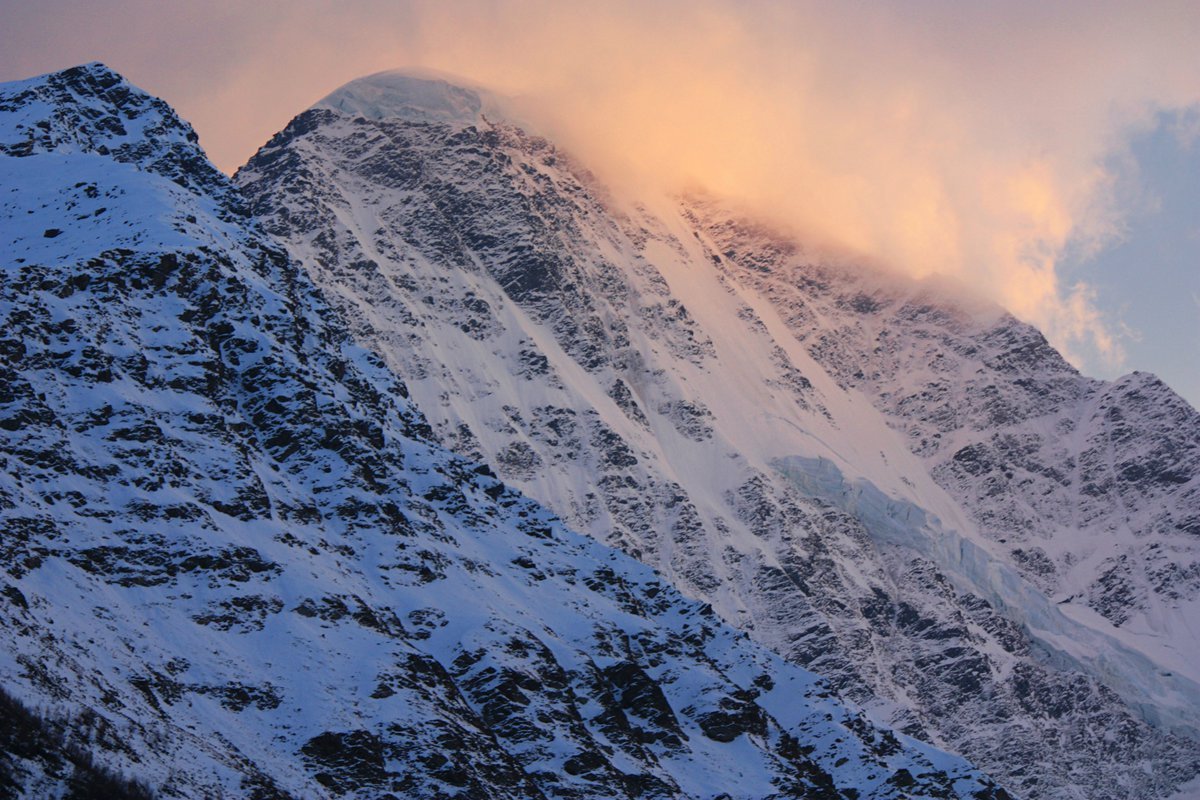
{"left": 0, "top": 63, "right": 1019, "bottom": 800}
{"left": 0, "top": 62, "right": 1197, "bottom": 799}
{"left": 235, "top": 71, "right": 1200, "bottom": 800}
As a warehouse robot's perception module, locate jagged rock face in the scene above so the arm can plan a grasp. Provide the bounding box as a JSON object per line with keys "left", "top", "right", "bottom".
{"left": 0, "top": 64, "right": 1012, "bottom": 800}
{"left": 0, "top": 61, "right": 234, "bottom": 207}
{"left": 236, "top": 74, "right": 1200, "bottom": 799}
{"left": 688, "top": 198, "right": 1200, "bottom": 654}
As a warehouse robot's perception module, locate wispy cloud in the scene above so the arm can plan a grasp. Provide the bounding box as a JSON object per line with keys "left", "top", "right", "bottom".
{"left": 5, "top": 0, "right": 1200, "bottom": 369}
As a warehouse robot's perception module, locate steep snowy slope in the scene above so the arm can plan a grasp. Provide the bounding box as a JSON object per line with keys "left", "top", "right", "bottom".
{"left": 0, "top": 63, "right": 1015, "bottom": 799}
{"left": 688, "top": 198, "right": 1200, "bottom": 703}
{"left": 237, "top": 71, "right": 1200, "bottom": 800}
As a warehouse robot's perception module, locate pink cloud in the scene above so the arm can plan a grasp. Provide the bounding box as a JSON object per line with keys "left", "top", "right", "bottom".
{"left": 6, "top": 0, "right": 1200, "bottom": 367}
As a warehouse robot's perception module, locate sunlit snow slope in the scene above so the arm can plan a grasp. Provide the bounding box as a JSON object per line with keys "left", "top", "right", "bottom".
{"left": 237, "top": 70, "right": 1200, "bottom": 800}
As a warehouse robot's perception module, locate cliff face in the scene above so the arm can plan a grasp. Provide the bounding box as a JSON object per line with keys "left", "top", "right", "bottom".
{"left": 236, "top": 71, "right": 1200, "bottom": 799}
{"left": 0, "top": 63, "right": 1012, "bottom": 800}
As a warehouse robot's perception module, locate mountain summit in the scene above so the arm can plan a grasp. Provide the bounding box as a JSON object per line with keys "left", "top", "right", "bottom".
{"left": 314, "top": 70, "right": 495, "bottom": 127}
{"left": 0, "top": 64, "right": 1014, "bottom": 800}
{"left": 237, "top": 70, "right": 1200, "bottom": 799}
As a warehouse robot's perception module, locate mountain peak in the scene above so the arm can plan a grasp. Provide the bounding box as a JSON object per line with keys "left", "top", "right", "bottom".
{"left": 0, "top": 61, "right": 1014, "bottom": 798}
{"left": 0, "top": 61, "right": 235, "bottom": 203}
{"left": 22, "top": 61, "right": 124, "bottom": 93}
{"left": 314, "top": 70, "right": 492, "bottom": 126}
{"left": 2, "top": 61, "right": 157, "bottom": 125}
{"left": 49, "top": 60, "right": 122, "bottom": 85}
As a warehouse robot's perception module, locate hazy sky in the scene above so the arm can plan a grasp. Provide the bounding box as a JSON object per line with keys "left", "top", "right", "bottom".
{"left": 1, "top": 0, "right": 1197, "bottom": 407}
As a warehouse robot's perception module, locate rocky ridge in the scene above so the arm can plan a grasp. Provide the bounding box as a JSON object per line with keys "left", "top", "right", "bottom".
{"left": 689, "top": 196, "right": 1200, "bottom": 680}
{"left": 236, "top": 71, "right": 1200, "bottom": 799}
{"left": 0, "top": 63, "right": 1012, "bottom": 800}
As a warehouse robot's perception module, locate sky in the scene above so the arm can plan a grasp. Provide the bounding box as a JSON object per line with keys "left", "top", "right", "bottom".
{"left": 1, "top": 0, "right": 1197, "bottom": 407}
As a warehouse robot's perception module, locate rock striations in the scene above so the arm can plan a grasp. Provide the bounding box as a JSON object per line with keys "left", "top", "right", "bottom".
{"left": 0, "top": 64, "right": 1016, "bottom": 799}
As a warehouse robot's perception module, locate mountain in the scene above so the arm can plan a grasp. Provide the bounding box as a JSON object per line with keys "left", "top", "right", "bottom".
{"left": 0, "top": 63, "right": 1017, "bottom": 799}
{"left": 236, "top": 70, "right": 1200, "bottom": 799}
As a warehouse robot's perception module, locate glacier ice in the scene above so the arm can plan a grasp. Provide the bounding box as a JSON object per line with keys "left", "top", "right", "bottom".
{"left": 774, "top": 454, "right": 1200, "bottom": 739}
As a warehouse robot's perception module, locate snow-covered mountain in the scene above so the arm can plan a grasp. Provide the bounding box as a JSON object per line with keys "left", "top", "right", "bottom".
{"left": 236, "top": 71, "right": 1200, "bottom": 799}
{"left": 0, "top": 63, "right": 1019, "bottom": 799}
{"left": 692, "top": 199, "right": 1200, "bottom": 675}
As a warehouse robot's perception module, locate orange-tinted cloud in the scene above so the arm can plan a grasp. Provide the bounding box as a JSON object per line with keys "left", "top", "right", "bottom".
{"left": 5, "top": 0, "right": 1200, "bottom": 369}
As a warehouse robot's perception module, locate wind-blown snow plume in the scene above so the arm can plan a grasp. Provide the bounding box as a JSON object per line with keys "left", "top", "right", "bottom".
{"left": 7, "top": 0, "right": 1200, "bottom": 369}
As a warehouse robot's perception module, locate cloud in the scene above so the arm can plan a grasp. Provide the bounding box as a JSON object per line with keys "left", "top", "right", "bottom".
{"left": 5, "top": 0, "right": 1200, "bottom": 369}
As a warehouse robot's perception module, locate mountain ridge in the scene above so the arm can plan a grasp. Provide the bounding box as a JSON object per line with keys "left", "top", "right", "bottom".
{"left": 237, "top": 69, "right": 1200, "bottom": 799}
{"left": 0, "top": 62, "right": 1015, "bottom": 800}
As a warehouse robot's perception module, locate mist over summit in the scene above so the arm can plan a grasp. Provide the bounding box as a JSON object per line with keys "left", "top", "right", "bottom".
{"left": 315, "top": 71, "right": 491, "bottom": 127}
{"left": 8, "top": 2, "right": 1200, "bottom": 406}
{"left": 2, "top": 59, "right": 1199, "bottom": 800}
{"left": 242, "top": 67, "right": 1200, "bottom": 799}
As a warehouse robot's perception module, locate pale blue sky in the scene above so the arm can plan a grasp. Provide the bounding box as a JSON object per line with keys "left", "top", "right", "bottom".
{"left": 1064, "top": 110, "right": 1200, "bottom": 407}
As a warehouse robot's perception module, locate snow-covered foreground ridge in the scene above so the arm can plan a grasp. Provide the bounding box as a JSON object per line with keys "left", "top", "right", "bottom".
{"left": 0, "top": 62, "right": 1017, "bottom": 799}
{"left": 236, "top": 69, "right": 1200, "bottom": 799}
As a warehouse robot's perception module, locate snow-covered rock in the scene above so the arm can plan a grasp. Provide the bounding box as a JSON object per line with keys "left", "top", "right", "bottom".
{"left": 0, "top": 63, "right": 1012, "bottom": 800}
{"left": 237, "top": 70, "right": 1200, "bottom": 799}
{"left": 691, "top": 197, "right": 1200, "bottom": 708}
{"left": 315, "top": 70, "right": 493, "bottom": 127}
